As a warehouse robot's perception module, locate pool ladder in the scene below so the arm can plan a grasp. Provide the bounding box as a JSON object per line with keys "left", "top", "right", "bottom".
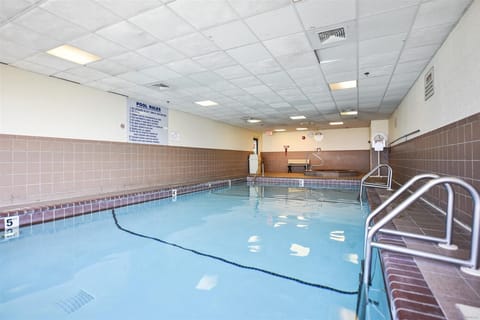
{"left": 359, "top": 164, "right": 393, "bottom": 203}
{"left": 362, "top": 174, "right": 480, "bottom": 304}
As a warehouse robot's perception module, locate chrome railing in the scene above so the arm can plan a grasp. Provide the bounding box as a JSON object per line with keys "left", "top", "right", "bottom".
{"left": 359, "top": 164, "right": 393, "bottom": 203}
{"left": 362, "top": 176, "right": 480, "bottom": 301}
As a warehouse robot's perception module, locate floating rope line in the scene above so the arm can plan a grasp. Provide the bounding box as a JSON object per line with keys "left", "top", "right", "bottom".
{"left": 111, "top": 209, "right": 358, "bottom": 295}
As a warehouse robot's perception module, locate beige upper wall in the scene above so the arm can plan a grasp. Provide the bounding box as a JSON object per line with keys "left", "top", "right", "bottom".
{"left": 262, "top": 127, "right": 370, "bottom": 152}
{"left": 0, "top": 64, "right": 258, "bottom": 151}
{"left": 168, "top": 109, "right": 259, "bottom": 151}
{"left": 0, "top": 64, "right": 126, "bottom": 141}
{"left": 389, "top": 1, "right": 480, "bottom": 142}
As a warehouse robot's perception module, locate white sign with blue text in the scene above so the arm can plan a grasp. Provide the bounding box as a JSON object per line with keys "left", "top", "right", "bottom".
{"left": 127, "top": 99, "right": 168, "bottom": 145}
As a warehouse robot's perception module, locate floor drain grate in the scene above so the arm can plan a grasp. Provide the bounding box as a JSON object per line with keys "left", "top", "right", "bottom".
{"left": 56, "top": 290, "right": 94, "bottom": 314}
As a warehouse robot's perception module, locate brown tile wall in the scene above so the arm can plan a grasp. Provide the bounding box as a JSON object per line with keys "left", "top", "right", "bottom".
{"left": 389, "top": 112, "right": 480, "bottom": 226}
{"left": 0, "top": 134, "right": 250, "bottom": 208}
{"left": 261, "top": 150, "right": 370, "bottom": 173}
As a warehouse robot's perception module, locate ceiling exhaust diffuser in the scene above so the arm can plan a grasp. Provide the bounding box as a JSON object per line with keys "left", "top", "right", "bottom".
{"left": 317, "top": 27, "right": 346, "bottom": 45}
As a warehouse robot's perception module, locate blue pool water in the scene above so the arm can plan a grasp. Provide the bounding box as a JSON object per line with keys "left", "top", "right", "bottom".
{"left": 0, "top": 184, "right": 385, "bottom": 319}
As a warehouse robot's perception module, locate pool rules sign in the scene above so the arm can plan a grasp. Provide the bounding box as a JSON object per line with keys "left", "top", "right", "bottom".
{"left": 127, "top": 98, "right": 168, "bottom": 145}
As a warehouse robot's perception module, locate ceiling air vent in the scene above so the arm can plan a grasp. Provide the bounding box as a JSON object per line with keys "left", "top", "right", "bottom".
{"left": 151, "top": 83, "right": 169, "bottom": 89}
{"left": 317, "top": 27, "right": 346, "bottom": 45}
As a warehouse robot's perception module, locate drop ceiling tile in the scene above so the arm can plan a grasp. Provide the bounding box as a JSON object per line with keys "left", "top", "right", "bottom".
{"left": 334, "top": 98, "right": 357, "bottom": 108}
{"left": 214, "top": 64, "right": 250, "bottom": 80}
{"left": 291, "top": 104, "right": 316, "bottom": 111}
{"left": 168, "top": 0, "right": 237, "bottom": 29}
{"left": 61, "top": 66, "right": 109, "bottom": 82}
{"left": 413, "top": 0, "right": 471, "bottom": 30}
{"left": 117, "top": 71, "right": 157, "bottom": 85}
{"left": 188, "top": 71, "right": 224, "bottom": 85}
{"left": 243, "top": 85, "right": 274, "bottom": 95}
{"left": 96, "top": 21, "right": 157, "bottom": 50}
{"left": 287, "top": 65, "right": 322, "bottom": 80}
{"left": 245, "top": 6, "right": 303, "bottom": 41}
{"left": 227, "top": 76, "right": 259, "bottom": 89}
{"left": 166, "top": 59, "right": 206, "bottom": 75}
{"left": 394, "top": 59, "right": 429, "bottom": 74}
{"left": 398, "top": 44, "right": 439, "bottom": 63}
{"left": 257, "top": 93, "right": 284, "bottom": 104}
{"left": 96, "top": 76, "right": 136, "bottom": 89}
{"left": 263, "top": 32, "right": 312, "bottom": 57}
{"left": 359, "top": 0, "right": 421, "bottom": 18}
{"left": 389, "top": 71, "right": 420, "bottom": 87}
{"left": 315, "top": 102, "right": 337, "bottom": 111}
{"left": 359, "top": 75, "right": 390, "bottom": 89}
{"left": 226, "top": 43, "right": 272, "bottom": 65}
{"left": 41, "top": 0, "right": 121, "bottom": 31}
{"left": 0, "top": 23, "right": 61, "bottom": 51}
{"left": 11, "top": 60, "right": 59, "bottom": 76}
{"left": 359, "top": 6, "right": 417, "bottom": 41}
{"left": 359, "top": 65, "right": 395, "bottom": 79}
{"left": 320, "top": 59, "right": 357, "bottom": 75}
{"left": 325, "top": 70, "right": 358, "bottom": 83}
{"left": 88, "top": 59, "right": 131, "bottom": 76}
{"left": 295, "top": 0, "right": 356, "bottom": 29}
{"left": 93, "top": 0, "right": 163, "bottom": 19}
{"left": 269, "top": 102, "right": 291, "bottom": 109}
{"left": 69, "top": 33, "right": 128, "bottom": 58}
{"left": 277, "top": 51, "right": 318, "bottom": 70}
{"left": 243, "top": 58, "right": 282, "bottom": 75}
{"left": 192, "top": 51, "right": 237, "bottom": 69}
{"left": 0, "top": 39, "right": 37, "bottom": 63}
{"left": 317, "top": 43, "right": 356, "bottom": 62}
{"left": 203, "top": 20, "right": 257, "bottom": 50}
{"left": 294, "top": 76, "right": 327, "bottom": 88}
{"left": 161, "top": 76, "right": 201, "bottom": 90}
{"left": 137, "top": 42, "right": 185, "bottom": 64}
{"left": 166, "top": 32, "right": 219, "bottom": 57}
{"left": 258, "top": 71, "right": 295, "bottom": 89}
{"left": 0, "top": 0, "right": 37, "bottom": 23}
{"left": 129, "top": 6, "right": 194, "bottom": 41}
{"left": 277, "top": 88, "right": 306, "bottom": 99}
{"left": 331, "top": 89, "right": 357, "bottom": 100}
{"left": 359, "top": 33, "right": 406, "bottom": 57}
{"left": 24, "top": 52, "right": 79, "bottom": 71}
{"left": 13, "top": 8, "right": 88, "bottom": 42}
{"left": 220, "top": 87, "right": 247, "bottom": 97}
{"left": 405, "top": 23, "right": 454, "bottom": 49}
{"left": 110, "top": 52, "right": 157, "bottom": 70}
{"left": 359, "top": 52, "right": 399, "bottom": 69}
{"left": 227, "top": 0, "right": 290, "bottom": 18}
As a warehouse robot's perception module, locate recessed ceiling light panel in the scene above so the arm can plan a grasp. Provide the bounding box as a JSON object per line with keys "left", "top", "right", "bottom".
{"left": 290, "top": 115, "right": 306, "bottom": 120}
{"left": 329, "top": 80, "right": 356, "bottom": 91}
{"left": 274, "top": 128, "right": 286, "bottom": 132}
{"left": 329, "top": 121, "right": 344, "bottom": 125}
{"left": 340, "top": 110, "right": 358, "bottom": 116}
{"left": 195, "top": 100, "right": 218, "bottom": 106}
{"left": 296, "top": 127, "right": 308, "bottom": 131}
{"left": 247, "top": 118, "right": 261, "bottom": 123}
{"left": 46, "top": 45, "right": 101, "bottom": 65}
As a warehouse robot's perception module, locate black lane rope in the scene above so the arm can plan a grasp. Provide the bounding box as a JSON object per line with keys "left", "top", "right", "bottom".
{"left": 111, "top": 209, "right": 358, "bottom": 295}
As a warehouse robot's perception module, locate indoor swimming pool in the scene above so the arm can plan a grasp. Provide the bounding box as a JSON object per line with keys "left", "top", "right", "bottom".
{"left": 0, "top": 183, "right": 389, "bottom": 319}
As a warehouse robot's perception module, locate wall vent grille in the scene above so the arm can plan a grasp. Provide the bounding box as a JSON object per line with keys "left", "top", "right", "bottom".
{"left": 424, "top": 67, "right": 434, "bottom": 101}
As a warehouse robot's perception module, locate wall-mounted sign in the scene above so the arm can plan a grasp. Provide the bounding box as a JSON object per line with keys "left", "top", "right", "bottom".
{"left": 127, "top": 99, "right": 168, "bottom": 145}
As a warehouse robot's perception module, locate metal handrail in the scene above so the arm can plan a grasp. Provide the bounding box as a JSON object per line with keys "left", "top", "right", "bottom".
{"left": 363, "top": 176, "right": 480, "bottom": 301}
{"left": 363, "top": 174, "right": 457, "bottom": 257}
{"left": 359, "top": 164, "right": 393, "bottom": 202}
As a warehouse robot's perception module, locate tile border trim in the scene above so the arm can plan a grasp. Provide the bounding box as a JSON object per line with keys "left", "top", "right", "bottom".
{"left": 0, "top": 178, "right": 245, "bottom": 231}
